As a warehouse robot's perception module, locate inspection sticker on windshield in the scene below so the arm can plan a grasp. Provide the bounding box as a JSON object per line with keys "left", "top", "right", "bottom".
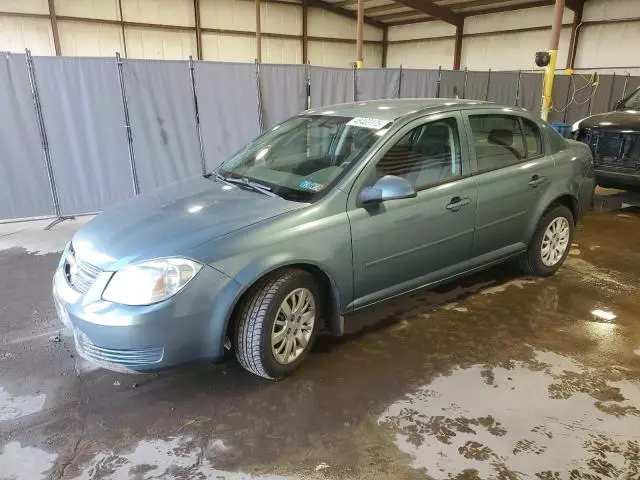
{"left": 298, "top": 180, "right": 324, "bottom": 192}
{"left": 346, "top": 117, "right": 390, "bottom": 130}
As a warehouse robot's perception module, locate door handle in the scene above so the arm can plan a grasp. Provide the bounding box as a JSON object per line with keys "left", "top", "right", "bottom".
{"left": 528, "top": 175, "right": 547, "bottom": 188}
{"left": 446, "top": 196, "right": 472, "bottom": 212}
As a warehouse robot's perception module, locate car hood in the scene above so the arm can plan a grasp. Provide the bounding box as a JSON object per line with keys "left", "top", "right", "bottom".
{"left": 579, "top": 110, "right": 640, "bottom": 130}
{"left": 71, "top": 176, "right": 304, "bottom": 271}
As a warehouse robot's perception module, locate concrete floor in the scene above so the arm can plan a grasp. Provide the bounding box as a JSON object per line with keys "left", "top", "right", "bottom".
{"left": 1, "top": 189, "right": 640, "bottom": 480}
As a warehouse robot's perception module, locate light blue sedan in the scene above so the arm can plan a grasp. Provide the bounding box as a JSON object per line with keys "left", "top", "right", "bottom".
{"left": 53, "top": 99, "right": 595, "bottom": 379}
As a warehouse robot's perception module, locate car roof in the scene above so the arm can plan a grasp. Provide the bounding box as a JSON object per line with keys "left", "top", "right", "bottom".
{"left": 304, "top": 98, "right": 526, "bottom": 121}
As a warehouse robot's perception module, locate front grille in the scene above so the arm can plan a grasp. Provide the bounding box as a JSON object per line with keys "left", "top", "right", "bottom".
{"left": 586, "top": 130, "right": 640, "bottom": 172}
{"left": 75, "top": 330, "right": 164, "bottom": 366}
{"left": 64, "top": 245, "right": 102, "bottom": 294}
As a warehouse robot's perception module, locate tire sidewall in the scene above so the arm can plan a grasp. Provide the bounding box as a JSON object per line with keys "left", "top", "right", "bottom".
{"left": 529, "top": 206, "right": 574, "bottom": 276}
{"left": 259, "top": 271, "right": 320, "bottom": 379}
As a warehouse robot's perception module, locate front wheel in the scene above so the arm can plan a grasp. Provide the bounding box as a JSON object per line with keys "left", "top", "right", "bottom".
{"left": 234, "top": 269, "right": 319, "bottom": 380}
{"left": 519, "top": 205, "right": 574, "bottom": 276}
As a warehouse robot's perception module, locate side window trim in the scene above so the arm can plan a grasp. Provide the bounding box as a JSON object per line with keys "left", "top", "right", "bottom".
{"left": 347, "top": 111, "right": 471, "bottom": 205}
{"left": 518, "top": 117, "right": 546, "bottom": 160}
{"left": 463, "top": 110, "right": 546, "bottom": 175}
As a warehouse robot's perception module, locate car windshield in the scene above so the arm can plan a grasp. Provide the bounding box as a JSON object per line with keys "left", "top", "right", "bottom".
{"left": 620, "top": 88, "right": 640, "bottom": 110}
{"left": 218, "top": 115, "right": 390, "bottom": 202}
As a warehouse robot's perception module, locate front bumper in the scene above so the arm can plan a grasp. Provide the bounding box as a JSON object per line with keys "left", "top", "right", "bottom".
{"left": 53, "top": 261, "right": 240, "bottom": 373}
{"left": 595, "top": 169, "right": 640, "bottom": 188}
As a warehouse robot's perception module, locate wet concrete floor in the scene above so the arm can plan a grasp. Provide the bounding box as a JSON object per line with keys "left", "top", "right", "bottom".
{"left": 1, "top": 189, "right": 640, "bottom": 479}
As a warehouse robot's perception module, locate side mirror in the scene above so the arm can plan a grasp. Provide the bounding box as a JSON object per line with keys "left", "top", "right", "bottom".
{"left": 358, "top": 175, "right": 417, "bottom": 205}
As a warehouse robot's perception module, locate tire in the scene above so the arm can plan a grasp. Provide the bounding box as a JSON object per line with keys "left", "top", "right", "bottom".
{"left": 519, "top": 204, "right": 574, "bottom": 277}
{"left": 234, "top": 269, "right": 319, "bottom": 380}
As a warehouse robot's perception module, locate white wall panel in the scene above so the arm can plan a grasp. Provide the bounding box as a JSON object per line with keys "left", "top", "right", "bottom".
{"left": 460, "top": 27, "right": 571, "bottom": 71}
{"left": 202, "top": 33, "right": 255, "bottom": 62}
{"left": 125, "top": 27, "right": 196, "bottom": 59}
{"left": 575, "top": 23, "right": 640, "bottom": 73}
{"left": 59, "top": 21, "right": 124, "bottom": 56}
{"left": 364, "top": 43, "right": 383, "bottom": 68}
{"left": 308, "top": 40, "right": 355, "bottom": 68}
{"left": 263, "top": 37, "right": 302, "bottom": 64}
{"left": 54, "top": 0, "right": 120, "bottom": 20}
{"left": 388, "top": 20, "right": 455, "bottom": 42}
{"left": 464, "top": 5, "right": 573, "bottom": 34}
{"left": 0, "top": 0, "right": 48, "bottom": 14}
{"left": 201, "top": 0, "right": 301, "bottom": 35}
{"left": 0, "top": 17, "right": 54, "bottom": 55}
{"left": 308, "top": 7, "right": 382, "bottom": 41}
{"left": 583, "top": 0, "right": 640, "bottom": 21}
{"left": 387, "top": 39, "right": 454, "bottom": 69}
{"left": 122, "top": 0, "right": 194, "bottom": 27}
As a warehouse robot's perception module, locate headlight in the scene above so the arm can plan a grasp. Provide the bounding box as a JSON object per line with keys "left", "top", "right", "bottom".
{"left": 102, "top": 258, "right": 202, "bottom": 306}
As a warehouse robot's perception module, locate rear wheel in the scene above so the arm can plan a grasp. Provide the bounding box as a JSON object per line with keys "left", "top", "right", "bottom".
{"left": 235, "top": 269, "right": 319, "bottom": 379}
{"left": 519, "top": 205, "right": 574, "bottom": 277}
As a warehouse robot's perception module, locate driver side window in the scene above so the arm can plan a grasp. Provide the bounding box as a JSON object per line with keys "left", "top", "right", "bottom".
{"left": 375, "top": 117, "right": 462, "bottom": 189}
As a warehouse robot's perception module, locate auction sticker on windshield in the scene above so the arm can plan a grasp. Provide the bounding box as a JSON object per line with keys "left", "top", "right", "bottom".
{"left": 346, "top": 117, "right": 390, "bottom": 130}
{"left": 298, "top": 180, "right": 324, "bottom": 192}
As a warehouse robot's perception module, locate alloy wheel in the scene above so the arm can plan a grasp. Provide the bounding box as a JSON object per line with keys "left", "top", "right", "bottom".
{"left": 271, "top": 288, "right": 315, "bottom": 365}
{"left": 541, "top": 216, "right": 570, "bottom": 267}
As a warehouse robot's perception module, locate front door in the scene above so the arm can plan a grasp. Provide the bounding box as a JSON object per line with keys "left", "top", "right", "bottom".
{"left": 464, "top": 111, "right": 555, "bottom": 264}
{"left": 347, "top": 113, "right": 478, "bottom": 310}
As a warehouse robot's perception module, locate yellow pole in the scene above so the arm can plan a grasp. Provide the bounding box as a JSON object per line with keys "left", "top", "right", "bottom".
{"left": 541, "top": 50, "right": 558, "bottom": 121}
{"left": 541, "top": 0, "right": 565, "bottom": 121}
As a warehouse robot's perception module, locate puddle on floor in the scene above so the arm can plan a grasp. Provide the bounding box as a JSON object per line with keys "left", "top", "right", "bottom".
{"left": 0, "top": 442, "right": 58, "bottom": 480}
{"left": 379, "top": 349, "right": 640, "bottom": 479}
{"left": 69, "top": 436, "right": 290, "bottom": 480}
{"left": 0, "top": 386, "right": 46, "bottom": 421}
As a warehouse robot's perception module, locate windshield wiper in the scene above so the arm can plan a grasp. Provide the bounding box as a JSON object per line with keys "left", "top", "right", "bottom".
{"left": 215, "top": 172, "right": 279, "bottom": 198}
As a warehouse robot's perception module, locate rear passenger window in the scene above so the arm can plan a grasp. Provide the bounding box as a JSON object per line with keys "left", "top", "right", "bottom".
{"left": 469, "top": 115, "right": 527, "bottom": 171}
{"left": 521, "top": 118, "right": 543, "bottom": 157}
{"left": 375, "top": 117, "right": 462, "bottom": 189}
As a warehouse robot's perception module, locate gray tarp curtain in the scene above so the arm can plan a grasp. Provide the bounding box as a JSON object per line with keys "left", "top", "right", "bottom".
{"left": 439, "top": 70, "right": 465, "bottom": 98}
{"left": 465, "top": 71, "right": 490, "bottom": 101}
{"left": 194, "top": 61, "right": 260, "bottom": 168}
{"left": 487, "top": 72, "right": 519, "bottom": 106}
{"left": 0, "top": 53, "right": 53, "bottom": 220}
{"left": 35, "top": 57, "right": 133, "bottom": 215}
{"left": 123, "top": 59, "right": 201, "bottom": 192}
{"left": 519, "top": 73, "right": 543, "bottom": 113}
{"left": 260, "top": 64, "right": 307, "bottom": 129}
{"left": 309, "top": 66, "right": 354, "bottom": 108}
{"left": 399, "top": 69, "right": 438, "bottom": 98}
{"left": 356, "top": 68, "right": 401, "bottom": 101}
{"left": 3, "top": 53, "right": 640, "bottom": 222}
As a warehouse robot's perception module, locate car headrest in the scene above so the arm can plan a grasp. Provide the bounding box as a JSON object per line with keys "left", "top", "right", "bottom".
{"left": 488, "top": 129, "right": 513, "bottom": 147}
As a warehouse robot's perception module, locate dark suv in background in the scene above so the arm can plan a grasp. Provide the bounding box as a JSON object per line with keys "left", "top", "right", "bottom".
{"left": 573, "top": 87, "right": 640, "bottom": 189}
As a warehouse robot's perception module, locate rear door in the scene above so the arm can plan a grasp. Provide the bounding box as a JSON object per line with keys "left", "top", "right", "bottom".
{"left": 463, "top": 110, "right": 554, "bottom": 264}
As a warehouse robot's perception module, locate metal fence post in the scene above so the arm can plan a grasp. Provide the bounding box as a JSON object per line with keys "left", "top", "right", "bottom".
{"left": 115, "top": 52, "right": 140, "bottom": 196}
{"left": 255, "top": 59, "right": 264, "bottom": 133}
{"left": 515, "top": 70, "right": 522, "bottom": 107}
{"left": 436, "top": 66, "right": 442, "bottom": 98}
{"left": 462, "top": 67, "right": 468, "bottom": 99}
{"left": 305, "top": 62, "right": 311, "bottom": 110}
{"left": 606, "top": 73, "right": 617, "bottom": 111}
{"left": 621, "top": 73, "right": 630, "bottom": 99}
{"left": 485, "top": 69, "right": 491, "bottom": 101}
{"left": 188, "top": 56, "right": 207, "bottom": 176}
{"left": 353, "top": 63, "right": 358, "bottom": 102}
{"left": 397, "top": 64, "right": 403, "bottom": 98}
{"left": 25, "top": 49, "right": 72, "bottom": 229}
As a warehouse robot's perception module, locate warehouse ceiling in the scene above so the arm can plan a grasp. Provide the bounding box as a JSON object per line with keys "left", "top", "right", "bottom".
{"left": 319, "top": 0, "right": 585, "bottom": 26}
